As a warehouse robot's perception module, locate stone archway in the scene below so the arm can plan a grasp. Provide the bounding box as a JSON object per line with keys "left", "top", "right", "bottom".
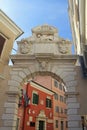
{"left": 1, "top": 24, "right": 81, "bottom": 130}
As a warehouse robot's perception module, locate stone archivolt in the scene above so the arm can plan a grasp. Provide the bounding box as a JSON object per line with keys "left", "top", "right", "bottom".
{"left": 17, "top": 24, "right": 71, "bottom": 55}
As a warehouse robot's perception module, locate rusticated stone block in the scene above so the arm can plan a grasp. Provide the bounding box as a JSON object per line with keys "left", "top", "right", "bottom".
{"left": 68, "top": 115, "right": 81, "bottom": 121}
{"left": 67, "top": 109, "right": 78, "bottom": 115}
{"left": 8, "top": 80, "right": 20, "bottom": 87}
{"left": 4, "top": 103, "right": 18, "bottom": 108}
{"left": 2, "top": 114, "right": 17, "bottom": 120}
{"left": 68, "top": 103, "right": 80, "bottom": 109}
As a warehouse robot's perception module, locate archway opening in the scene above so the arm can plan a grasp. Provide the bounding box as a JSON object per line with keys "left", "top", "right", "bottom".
{"left": 17, "top": 71, "right": 67, "bottom": 130}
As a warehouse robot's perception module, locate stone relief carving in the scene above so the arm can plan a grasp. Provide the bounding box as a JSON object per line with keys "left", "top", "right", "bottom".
{"left": 58, "top": 40, "right": 71, "bottom": 54}
{"left": 17, "top": 24, "right": 71, "bottom": 55}
{"left": 38, "top": 60, "right": 48, "bottom": 71}
{"left": 38, "top": 110, "right": 46, "bottom": 117}
{"left": 32, "top": 24, "right": 59, "bottom": 42}
{"left": 32, "top": 24, "right": 58, "bottom": 35}
{"left": 36, "top": 34, "right": 54, "bottom": 42}
{"left": 19, "top": 39, "right": 32, "bottom": 54}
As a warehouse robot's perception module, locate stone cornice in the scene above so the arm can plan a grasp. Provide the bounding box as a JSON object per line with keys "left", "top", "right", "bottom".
{"left": 0, "top": 9, "right": 24, "bottom": 39}
{"left": 10, "top": 54, "right": 78, "bottom": 65}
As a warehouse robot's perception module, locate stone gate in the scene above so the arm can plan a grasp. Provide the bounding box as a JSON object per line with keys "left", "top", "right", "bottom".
{"left": 1, "top": 24, "right": 81, "bottom": 130}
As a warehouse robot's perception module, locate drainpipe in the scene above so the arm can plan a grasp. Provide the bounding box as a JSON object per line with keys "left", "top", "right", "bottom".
{"left": 22, "top": 82, "right": 30, "bottom": 130}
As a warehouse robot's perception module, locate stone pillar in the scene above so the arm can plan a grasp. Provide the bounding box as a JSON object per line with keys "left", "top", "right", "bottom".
{"left": 1, "top": 91, "right": 19, "bottom": 130}
{"left": 66, "top": 92, "right": 82, "bottom": 130}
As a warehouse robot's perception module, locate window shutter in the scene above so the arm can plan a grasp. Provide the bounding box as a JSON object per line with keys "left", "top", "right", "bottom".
{"left": 33, "top": 93, "right": 39, "bottom": 104}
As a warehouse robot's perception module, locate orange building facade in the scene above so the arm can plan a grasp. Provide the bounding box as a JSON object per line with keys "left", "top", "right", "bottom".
{"left": 34, "top": 75, "right": 68, "bottom": 130}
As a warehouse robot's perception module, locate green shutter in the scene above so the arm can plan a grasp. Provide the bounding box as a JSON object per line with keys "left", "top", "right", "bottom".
{"left": 49, "top": 99, "right": 52, "bottom": 108}
{"left": 46, "top": 98, "right": 48, "bottom": 107}
{"left": 33, "top": 93, "right": 39, "bottom": 104}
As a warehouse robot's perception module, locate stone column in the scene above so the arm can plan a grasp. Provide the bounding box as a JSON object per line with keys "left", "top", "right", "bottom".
{"left": 1, "top": 91, "right": 19, "bottom": 130}
{"left": 57, "top": 64, "right": 82, "bottom": 130}
{"left": 66, "top": 92, "right": 82, "bottom": 130}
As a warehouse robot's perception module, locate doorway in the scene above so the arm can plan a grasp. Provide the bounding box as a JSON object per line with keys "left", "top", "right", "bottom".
{"left": 61, "top": 121, "right": 64, "bottom": 130}
{"left": 39, "top": 121, "right": 44, "bottom": 130}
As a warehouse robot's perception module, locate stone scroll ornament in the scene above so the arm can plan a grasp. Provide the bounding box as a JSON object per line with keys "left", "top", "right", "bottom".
{"left": 20, "top": 40, "right": 31, "bottom": 54}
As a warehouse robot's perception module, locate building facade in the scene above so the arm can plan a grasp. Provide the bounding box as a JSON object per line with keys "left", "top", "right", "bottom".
{"left": 18, "top": 81, "right": 54, "bottom": 130}
{"left": 34, "top": 76, "right": 67, "bottom": 130}
{"left": 68, "top": 0, "right": 87, "bottom": 129}
{"left": 68, "top": 0, "right": 87, "bottom": 55}
{"left": 52, "top": 79, "right": 67, "bottom": 130}
{"left": 0, "top": 10, "right": 23, "bottom": 76}
{"left": 0, "top": 10, "right": 23, "bottom": 129}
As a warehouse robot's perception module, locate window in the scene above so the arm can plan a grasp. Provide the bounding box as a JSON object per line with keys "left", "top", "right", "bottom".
{"left": 0, "top": 35, "right": 6, "bottom": 55}
{"left": 59, "top": 83, "right": 62, "bottom": 90}
{"left": 32, "top": 93, "right": 39, "bottom": 105}
{"left": 46, "top": 98, "right": 52, "bottom": 108}
{"left": 30, "top": 122, "right": 35, "bottom": 127}
{"left": 60, "top": 95, "right": 63, "bottom": 102}
{"left": 61, "top": 121, "right": 64, "bottom": 130}
{"left": 64, "top": 109, "right": 67, "bottom": 114}
{"left": 66, "top": 121, "right": 68, "bottom": 128}
{"left": 64, "top": 97, "right": 66, "bottom": 103}
{"left": 55, "top": 120, "right": 58, "bottom": 128}
{"left": 55, "top": 106, "right": 59, "bottom": 113}
{"left": 63, "top": 86, "right": 65, "bottom": 92}
{"left": 60, "top": 107, "right": 63, "bottom": 113}
{"left": 54, "top": 80, "right": 58, "bottom": 87}
{"left": 54, "top": 93, "right": 58, "bottom": 100}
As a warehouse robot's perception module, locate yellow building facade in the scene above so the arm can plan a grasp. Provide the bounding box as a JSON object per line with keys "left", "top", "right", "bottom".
{"left": 68, "top": 0, "right": 87, "bottom": 129}
{"left": 0, "top": 9, "right": 23, "bottom": 128}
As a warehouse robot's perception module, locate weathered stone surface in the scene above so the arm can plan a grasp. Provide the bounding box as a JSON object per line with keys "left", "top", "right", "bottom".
{"left": 18, "top": 71, "right": 27, "bottom": 78}
{"left": 67, "top": 86, "right": 76, "bottom": 92}
{"left": 68, "top": 121, "right": 79, "bottom": 127}
{"left": 0, "top": 24, "right": 81, "bottom": 130}
{"left": 6, "top": 108, "right": 17, "bottom": 114}
{"left": 4, "top": 103, "right": 18, "bottom": 108}
{"left": 67, "top": 97, "right": 77, "bottom": 103}
{"left": 68, "top": 103, "right": 80, "bottom": 109}
{"left": 0, "top": 127, "right": 16, "bottom": 130}
{"left": 4, "top": 120, "right": 17, "bottom": 127}
{"left": 11, "top": 75, "right": 23, "bottom": 82}
{"left": 68, "top": 115, "right": 81, "bottom": 121}
{"left": 68, "top": 128, "right": 82, "bottom": 130}
{"left": 67, "top": 109, "right": 78, "bottom": 114}
{"left": 2, "top": 114, "right": 17, "bottom": 120}
{"left": 8, "top": 80, "right": 20, "bottom": 87}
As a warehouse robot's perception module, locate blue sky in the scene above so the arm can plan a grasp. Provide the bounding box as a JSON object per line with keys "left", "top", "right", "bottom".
{"left": 0, "top": 0, "right": 74, "bottom": 53}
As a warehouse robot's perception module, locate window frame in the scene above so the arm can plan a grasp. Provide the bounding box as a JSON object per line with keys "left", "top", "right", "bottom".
{"left": 32, "top": 92, "right": 39, "bottom": 105}
{"left": 55, "top": 106, "right": 59, "bottom": 113}
{"left": 54, "top": 80, "right": 58, "bottom": 88}
{"left": 46, "top": 98, "right": 52, "bottom": 108}
{"left": 55, "top": 120, "right": 58, "bottom": 128}
{"left": 54, "top": 93, "right": 58, "bottom": 100}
